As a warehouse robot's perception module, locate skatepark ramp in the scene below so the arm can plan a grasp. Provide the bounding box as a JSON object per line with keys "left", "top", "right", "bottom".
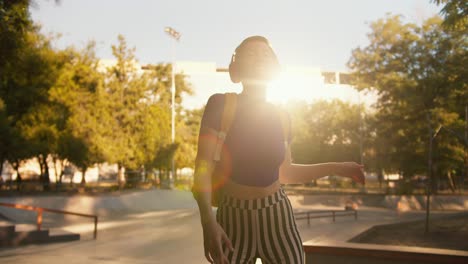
{"left": 303, "top": 241, "right": 468, "bottom": 264}
{"left": 0, "top": 202, "right": 96, "bottom": 247}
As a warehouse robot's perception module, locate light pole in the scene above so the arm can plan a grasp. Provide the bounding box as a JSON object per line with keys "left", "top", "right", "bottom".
{"left": 164, "top": 26, "right": 181, "bottom": 188}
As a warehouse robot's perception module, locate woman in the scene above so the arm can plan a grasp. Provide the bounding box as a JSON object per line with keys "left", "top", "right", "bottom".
{"left": 192, "top": 36, "right": 365, "bottom": 264}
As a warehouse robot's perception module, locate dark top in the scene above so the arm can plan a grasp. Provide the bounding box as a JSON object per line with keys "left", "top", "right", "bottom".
{"left": 200, "top": 93, "right": 291, "bottom": 187}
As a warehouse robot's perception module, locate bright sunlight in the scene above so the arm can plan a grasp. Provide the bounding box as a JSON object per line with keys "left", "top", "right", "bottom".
{"left": 267, "top": 65, "right": 326, "bottom": 104}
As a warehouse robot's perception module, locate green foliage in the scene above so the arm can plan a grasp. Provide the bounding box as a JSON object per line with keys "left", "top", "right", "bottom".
{"left": 0, "top": 98, "right": 9, "bottom": 161}
{"left": 174, "top": 107, "right": 203, "bottom": 170}
{"left": 0, "top": 0, "right": 33, "bottom": 74}
{"left": 0, "top": 12, "right": 65, "bottom": 187}
{"left": 0, "top": 5, "right": 194, "bottom": 188}
{"left": 286, "top": 100, "right": 364, "bottom": 165}
{"left": 94, "top": 35, "right": 193, "bottom": 184}
{"left": 432, "top": 0, "right": 468, "bottom": 30}
{"left": 50, "top": 35, "right": 193, "bottom": 183}
{"left": 49, "top": 42, "right": 105, "bottom": 175}
{"left": 348, "top": 14, "right": 467, "bottom": 189}
{"left": 102, "top": 35, "right": 169, "bottom": 170}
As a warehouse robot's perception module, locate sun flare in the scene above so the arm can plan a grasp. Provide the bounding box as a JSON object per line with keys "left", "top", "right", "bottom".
{"left": 267, "top": 66, "right": 324, "bottom": 104}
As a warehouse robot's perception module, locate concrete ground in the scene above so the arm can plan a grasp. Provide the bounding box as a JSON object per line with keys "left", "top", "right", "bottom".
{"left": 0, "top": 190, "right": 462, "bottom": 263}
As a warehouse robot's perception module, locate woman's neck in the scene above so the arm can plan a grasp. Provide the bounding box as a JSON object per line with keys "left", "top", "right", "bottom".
{"left": 241, "top": 81, "right": 267, "bottom": 101}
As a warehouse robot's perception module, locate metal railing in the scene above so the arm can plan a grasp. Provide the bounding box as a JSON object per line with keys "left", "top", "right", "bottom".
{"left": 0, "top": 202, "right": 98, "bottom": 239}
{"left": 295, "top": 209, "right": 357, "bottom": 226}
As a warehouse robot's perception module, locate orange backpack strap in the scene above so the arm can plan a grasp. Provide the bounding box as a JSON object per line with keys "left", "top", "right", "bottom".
{"left": 276, "top": 108, "right": 290, "bottom": 149}
{"left": 213, "top": 93, "right": 237, "bottom": 161}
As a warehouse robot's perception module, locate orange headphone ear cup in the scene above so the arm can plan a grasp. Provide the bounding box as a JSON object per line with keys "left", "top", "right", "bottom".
{"left": 229, "top": 55, "right": 241, "bottom": 83}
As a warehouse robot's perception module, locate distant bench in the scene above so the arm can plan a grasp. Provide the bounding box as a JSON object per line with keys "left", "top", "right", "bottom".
{"left": 303, "top": 241, "right": 468, "bottom": 264}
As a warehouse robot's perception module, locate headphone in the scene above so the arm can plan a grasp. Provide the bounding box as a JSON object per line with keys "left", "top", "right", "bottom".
{"left": 229, "top": 36, "right": 280, "bottom": 84}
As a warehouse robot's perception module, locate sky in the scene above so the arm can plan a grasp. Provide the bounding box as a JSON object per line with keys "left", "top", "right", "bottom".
{"left": 31, "top": 0, "right": 442, "bottom": 71}
{"left": 29, "top": 0, "right": 442, "bottom": 108}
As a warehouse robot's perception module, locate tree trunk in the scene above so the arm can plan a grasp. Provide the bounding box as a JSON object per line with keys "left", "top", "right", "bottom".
{"left": 38, "top": 156, "right": 44, "bottom": 177}
{"left": 378, "top": 168, "right": 383, "bottom": 190}
{"left": 463, "top": 104, "right": 467, "bottom": 193}
{"left": 80, "top": 167, "right": 87, "bottom": 186}
{"left": 38, "top": 154, "right": 51, "bottom": 191}
{"left": 13, "top": 161, "right": 22, "bottom": 191}
{"left": 44, "top": 159, "right": 51, "bottom": 191}
{"left": 59, "top": 159, "right": 69, "bottom": 184}
{"left": 118, "top": 163, "right": 125, "bottom": 189}
{"left": 447, "top": 171, "right": 455, "bottom": 193}
{"left": 0, "top": 159, "right": 3, "bottom": 189}
{"left": 53, "top": 155, "right": 60, "bottom": 184}
{"left": 432, "top": 164, "right": 439, "bottom": 195}
{"left": 97, "top": 163, "right": 102, "bottom": 182}
{"left": 141, "top": 166, "right": 146, "bottom": 182}
{"left": 70, "top": 171, "right": 74, "bottom": 186}
{"left": 462, "top": 142, "right": 467, "bottom": 193}
{"left": 157, "top": 169, "right": 162, "bottom": 186}
{"left": 9, "top": 167, "right": 13, "bottom": 189}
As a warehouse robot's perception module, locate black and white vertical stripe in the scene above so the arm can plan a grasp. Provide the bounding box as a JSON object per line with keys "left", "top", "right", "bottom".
{"left": 216, "top": 188, "right": 304, "bottom": 264}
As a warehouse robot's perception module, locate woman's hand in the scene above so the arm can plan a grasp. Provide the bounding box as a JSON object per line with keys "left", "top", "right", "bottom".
{"left": 335, "top": 162, "right": 365, "bottom": 185}
{"left": 202, "top": 219, "right": 234, "bottom": 263}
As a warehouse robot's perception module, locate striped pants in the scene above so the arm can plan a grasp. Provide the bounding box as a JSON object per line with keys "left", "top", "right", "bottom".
{"left": 216, "top": 188, "right": 304, "bottom": 264}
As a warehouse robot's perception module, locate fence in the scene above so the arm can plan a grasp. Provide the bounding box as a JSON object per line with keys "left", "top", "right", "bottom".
{"left": 295, "top": 209, "right": 357, "bottom": 226}
{"left": 0, "top": 202, "right": 98, "bottom": 239}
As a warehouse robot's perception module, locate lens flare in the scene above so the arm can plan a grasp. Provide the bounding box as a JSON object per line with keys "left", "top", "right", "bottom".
{"left": 211, "top": 141, "right": 233, "bottom": 192}
{"left": 267, "top": 66, "right": 323, "bottom": 104}
{"left": 192, "top": 133, "right": 233, "bottom": 193}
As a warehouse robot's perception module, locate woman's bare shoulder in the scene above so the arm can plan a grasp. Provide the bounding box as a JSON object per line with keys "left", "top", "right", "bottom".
{"left": 206, "top": 93, "right": 225, "bottom": 106}
{"left": 203, "top": 93, "right": 226, "bottom": 114}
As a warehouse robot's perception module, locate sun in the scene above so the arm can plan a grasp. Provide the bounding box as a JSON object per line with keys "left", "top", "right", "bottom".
{"left": 267, "top": 66, "right": 325, "bottom": 104}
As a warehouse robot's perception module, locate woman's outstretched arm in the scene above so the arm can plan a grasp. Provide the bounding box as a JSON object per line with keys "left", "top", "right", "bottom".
{"left": 279, "top": 145, "right": 365, "bottom": 185}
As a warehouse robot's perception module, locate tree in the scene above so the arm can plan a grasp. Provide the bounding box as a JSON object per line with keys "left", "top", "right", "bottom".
{"left": 0, "top": 0, "right": 33, "bottom": 76}
{"left": 348, "top": 15, "right": 467, "bottom": 191}
{"left": 49, "top": 43, "right": 107, "bottom": 185}
{"left": 0, "top": 21, "right": 67, "bottom": 190}
{"left": 101, "top": 35, "right": 193, "bottom": 187}
{"left": 0, "top": 99, "right": 8, "bottom": 179}
{"left": 0, "top": 0, "right": 34, "bottom": 188}
{"left": 174, "top": 107, "right": 203, "bottom": 174}
{"left": 432, "top": 0, "right": 468, "bottom": 30}
{"left": 1, "top": 2, "right": 195, "bottom": 191}
{"left": 139, "top": 62, "right": 194, "bottom": 181}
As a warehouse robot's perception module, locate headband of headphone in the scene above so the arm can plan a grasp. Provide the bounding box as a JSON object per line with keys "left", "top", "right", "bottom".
{"left": 229, "top": 36, "right": 280, "bottom": 83}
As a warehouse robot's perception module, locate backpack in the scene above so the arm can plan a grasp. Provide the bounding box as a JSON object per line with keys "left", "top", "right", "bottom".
{"left": 211, "top": 93, "right": 290, "bottom": 207}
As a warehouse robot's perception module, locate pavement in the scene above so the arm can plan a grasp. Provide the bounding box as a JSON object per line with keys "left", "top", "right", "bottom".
{"left": 0, "top": 189, "right": 464, "bottom": 263}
